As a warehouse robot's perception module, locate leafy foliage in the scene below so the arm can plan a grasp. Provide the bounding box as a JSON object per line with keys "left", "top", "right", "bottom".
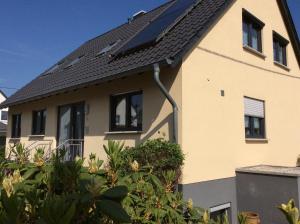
{"left": 278, "top": 199, "right": 300, "bottom": 224}
{"left": 121, "top": 138, "right": 184, "bottom": 182}
{"left": 0, "top": 140, "right": 228, "bottom": 224}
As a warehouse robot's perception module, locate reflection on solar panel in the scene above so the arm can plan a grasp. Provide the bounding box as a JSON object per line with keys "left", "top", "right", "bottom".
{"left": 115, "top": 0, "right": 198, "bottom": 56}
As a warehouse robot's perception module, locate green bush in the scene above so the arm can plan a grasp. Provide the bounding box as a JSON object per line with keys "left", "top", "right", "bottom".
{"left": 0, "top": 140, "right": 221, "bottom": 224}
{"left": 0, "top": 146, "right": 5, "bottom": 161}
{"left": 121, "top": 138, "right": 184, "bottom": 182}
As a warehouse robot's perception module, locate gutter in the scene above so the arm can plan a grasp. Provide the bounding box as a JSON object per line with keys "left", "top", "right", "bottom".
{"left": 153, "top": 62, "right": 178, "bottom": 143}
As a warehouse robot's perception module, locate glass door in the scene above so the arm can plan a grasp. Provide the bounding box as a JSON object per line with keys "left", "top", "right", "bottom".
{"left": 57, "top": 102, "right": 85, "bottom": 160}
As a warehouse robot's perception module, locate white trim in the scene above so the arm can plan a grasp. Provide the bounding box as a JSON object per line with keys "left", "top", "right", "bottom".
{"left": 210, "top": 203, "right": 231, "bottom": 213}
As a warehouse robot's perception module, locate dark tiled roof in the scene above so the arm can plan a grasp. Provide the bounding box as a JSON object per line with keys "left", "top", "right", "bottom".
{"left": 1, "top": 0, "right": 298, "bottom": 108}
{"left": 0, "top": 122, "right": 6, "bottom": 133}
{"left": 1, "top": 0, "right": 233, "bottom": 107}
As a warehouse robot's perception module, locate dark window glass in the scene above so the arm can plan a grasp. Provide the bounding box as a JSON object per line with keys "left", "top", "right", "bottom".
{"left": 210, "top": 208, "right": 231, "bottom": 223}
{"left": 110, "top": 91, "right": 143, "bottom": 131}
{"left": 32, "top": 110, "right": 46, "bottom": 135}
{"left": 1, "top": 111, "right": 8, "bottom": 121}
{"left": 243, "top": 10, "right": 264, "bottom": 52}
{"left": 244, "top": 115, "right": 265, "bottom": 138}
{"left": 273, "top": 32, "right": 288, "bottom": 66}
{"left": 12, "top": 114, "right": 21, "bottom": 138}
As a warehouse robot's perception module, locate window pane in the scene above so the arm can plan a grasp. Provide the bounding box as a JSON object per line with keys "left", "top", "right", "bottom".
{"left": 130, "top": 94, "right": 142, "bottom": 128}
{"left": 273, "top": 41, "right": 278, "bottom": 61}
{"left": 251, "top": 27, "right": 258, "bottom": 50}
{"left": 243, "top": 22, "right": 248, "bottom": 46}
{"left": 115, "top": 97, "right": 126, "bottom": 128}
{"left": 210, "top": 209, "right": 228, "bottom": 222}
{"left": 244, "top": 116, "right": 250, "bottom": 137}
{"left": 12, "top": 114, "right": 21, "bottom": 138}
{"left": 253, "top": 117, "right": 263, "bottom": 136}
{"left": 59, "top": 107, "right": 71, "bottom": 144}
{"left": 1, "top": 111, "right": 8, "bottom": 121}
{"left": 36, "top": 111, "right": 42, "bottom": 134}
{"left": 42, "top": 110, "right": 47, "bottom": 133}
{"left": 278, "top": 45, "right": 284, "bottom": 64}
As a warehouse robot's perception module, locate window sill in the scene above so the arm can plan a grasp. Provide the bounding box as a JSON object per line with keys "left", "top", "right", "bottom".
{"left": 243, "top": 45, "right": 266, "bottom": 59}
{"left": 274, "top": 61, "right": 290, "bottom": 71}
{"left": 9, "top": 138, "right": 21, "bottom": 142}
{"left": 245, "top": 138, "right": 268, "bottom": 143}
{"left": 10, "top": 138, "right": 21, "bottom": 140}
{"left": 105, "top": 131, "right": 143, "bottom": 135}
{"left": 28, "top": 135, "right": 45, "bottom": 138}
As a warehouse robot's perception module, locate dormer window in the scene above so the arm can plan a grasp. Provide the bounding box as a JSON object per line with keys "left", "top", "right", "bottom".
{"left": 273, "top": 31, "right": 288, "bottom": 66}
{"left": 242, "top": 10, "right": 264, "bottom": 53}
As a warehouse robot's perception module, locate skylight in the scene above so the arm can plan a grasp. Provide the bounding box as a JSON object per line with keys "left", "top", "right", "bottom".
{"left": 65, "top": 55, "right": 85, "bottom": 69}
{"left": 97, "top": 40, "right": 121, "bottom": 56}
{"left": 44, "top": 64, "right": 59, "bottom": 75}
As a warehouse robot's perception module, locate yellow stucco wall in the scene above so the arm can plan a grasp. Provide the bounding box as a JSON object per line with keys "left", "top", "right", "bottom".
{"left": 6, "top": 66, "right": 182, "bottom": 161}
{"left": 181, "top": 0, "right": 300, "bottom": 184}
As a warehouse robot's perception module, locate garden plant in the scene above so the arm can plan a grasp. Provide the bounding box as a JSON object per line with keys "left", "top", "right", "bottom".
{"left": 0, "top": 139, "right": 232, "bottom": 223}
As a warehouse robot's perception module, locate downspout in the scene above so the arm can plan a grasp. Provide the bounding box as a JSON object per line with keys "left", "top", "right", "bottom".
{"left": 153, "top": 63, "right": 178, "bottom": 143}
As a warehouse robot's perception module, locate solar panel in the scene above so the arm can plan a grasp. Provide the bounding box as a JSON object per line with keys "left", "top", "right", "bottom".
{"left": 115, "top": 0, "right": 198, "bottom": 56}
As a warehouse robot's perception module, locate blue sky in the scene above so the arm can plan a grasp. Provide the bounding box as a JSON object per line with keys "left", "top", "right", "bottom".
{"left": 0, "top": 0, "right": 299, "bottom": 96}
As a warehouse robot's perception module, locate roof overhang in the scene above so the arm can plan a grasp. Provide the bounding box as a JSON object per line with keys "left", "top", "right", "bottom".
{"left": 0, "top": 58, "right": 170, "bottom": 109}
{"left": 277, "top": 0, "right": 300, "bottom": 67}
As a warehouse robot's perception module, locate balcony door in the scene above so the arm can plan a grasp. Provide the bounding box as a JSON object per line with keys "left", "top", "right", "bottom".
{"left": 57, "top": 102, "right": 85, "bottom": 160}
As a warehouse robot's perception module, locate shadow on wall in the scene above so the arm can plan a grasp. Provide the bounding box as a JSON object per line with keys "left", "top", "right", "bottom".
{"left": 102, "top": 70, "right": 177, "bottom": 146}
{"left": 104, "top": 114, "right": 173, "bottom": 145}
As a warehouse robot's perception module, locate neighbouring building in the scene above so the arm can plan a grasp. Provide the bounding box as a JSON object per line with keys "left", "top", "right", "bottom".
{"left": 1, "top": 0, "right": 300, "bottom": 222}
{"left": 0, "top": 91, "right": 7, "bottom": 148}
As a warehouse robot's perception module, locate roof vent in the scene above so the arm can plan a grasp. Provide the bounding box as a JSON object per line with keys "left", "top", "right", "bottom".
{"left": 132, "top": 10, "right": 146, "bottom": 20}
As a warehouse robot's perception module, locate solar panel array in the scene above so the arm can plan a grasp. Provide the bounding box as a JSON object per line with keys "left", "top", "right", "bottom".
{"left": 115, "top": 0, "right": 198, "bottom": 56}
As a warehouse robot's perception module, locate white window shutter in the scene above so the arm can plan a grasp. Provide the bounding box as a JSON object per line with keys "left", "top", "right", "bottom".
{"left": 244, "top": 97, "right": 264, "bottom": 118}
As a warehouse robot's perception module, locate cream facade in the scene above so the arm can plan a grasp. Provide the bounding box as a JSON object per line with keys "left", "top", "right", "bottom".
{"left": 181, "top": 0, "right": 300, "bottom": 184}
{"left": 6, "top": 66, "right": 182, "bottom": 160}
{"left": 3, "top": 0, "right": 300, "bottom": 222}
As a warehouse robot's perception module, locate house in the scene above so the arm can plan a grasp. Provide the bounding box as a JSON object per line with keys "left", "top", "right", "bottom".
{"left": 0, "top": 91, "right": 8, "bottom": 148}
{"left": 1, "top": 0, "right": 300, "bottom": 222}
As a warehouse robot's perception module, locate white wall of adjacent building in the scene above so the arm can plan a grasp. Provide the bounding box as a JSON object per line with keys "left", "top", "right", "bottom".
{"left": 0, "top": 92, "right": 8, "bottom": 125}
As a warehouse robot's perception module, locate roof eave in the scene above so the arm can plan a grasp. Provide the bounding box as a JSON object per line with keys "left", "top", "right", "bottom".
{"left": 0, "top": 59, "right": 170, "bottom": 109}
{"left": 277, "top": 0, "right": 300, "bottom": 68}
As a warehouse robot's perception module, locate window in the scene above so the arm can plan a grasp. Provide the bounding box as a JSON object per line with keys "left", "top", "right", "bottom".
{"left": 32, "top": 110, "right": 46, "bottom": 135}
{"left": 64, "top": 55, "right": 84, "bottom": 69}
{"left": 210, "top": 203, "right": 231, "bottom": 223}
{"left": 45, "top": 64, "right": 59, "bottom": 75}
{"left": 244, "top": 97, "right": 265, "bottom": 139}
{"left": 12, "top": 114, "right": 21, "bottom": 138}
{"left": 273, "top": 32, "right": 288, "bottom": 66}
{"left": 1, "top": 111, "right": 8, "bottom": 121}
{"left": 242, "top": 10, "right": 264, "bottom": 52}
{"left": 97, "top": 39, "right": 121, "bottom": 56}
{"left": 110, "top": 91, "right": 143, "bottom": 131}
